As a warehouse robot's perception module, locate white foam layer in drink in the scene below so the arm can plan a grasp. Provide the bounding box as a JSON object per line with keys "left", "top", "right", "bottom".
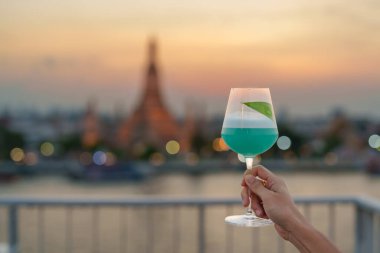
{"left": 222, "top": 112, "right": 276, "bottom": 129}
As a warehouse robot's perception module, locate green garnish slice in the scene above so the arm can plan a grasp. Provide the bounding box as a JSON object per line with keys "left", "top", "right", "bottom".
{"left": 243, "top": 101, "right": 273, "bottom": 119}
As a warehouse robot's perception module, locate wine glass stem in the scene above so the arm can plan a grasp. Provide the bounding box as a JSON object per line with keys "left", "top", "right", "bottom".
{"left": 245, "top": 157, "right": 255, "bottom": 215}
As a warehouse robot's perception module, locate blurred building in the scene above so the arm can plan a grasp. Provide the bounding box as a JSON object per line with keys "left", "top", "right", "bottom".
{"left": 0, "top": 109, "right": 11, "bottom": 128}
{"left": 82, "top": 99, "right": 101, "bottom": 148}
{"left": 117, "top": 37, "right": 193, "bottom": 155}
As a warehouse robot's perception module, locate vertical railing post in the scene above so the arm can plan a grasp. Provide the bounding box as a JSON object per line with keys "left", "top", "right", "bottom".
{"left": 328, "top": 204, "right": 335, "bottom": 243}
{"left": 92, "top": 207, "right": 99, "bottom": 253}
{"left": 355, "top": 206, "right": 374, "bottom": 253}
{"left": 38, "top": 206, "right": 45, "bottom": 253}
{"left": 225, "top": 206, "right": 233, "bottom": 253}
{"left": 8, "top": 205, "right": 18, "bottom": 253}
{"left": 120, "top": 206, "right": 127, "bottom": 253}
{"left": 146, "top": 207, "right": 154, "bottom": 253}
{"left": 66, "top": 207, "right": 73, "bottom": 253}
{"left": 172, "top": 206, "right": 180, "bottom": 253}
{"left": 198, "top": 205, "right": 205, "bottom": 253}
{"left": 374, "top": 214, "right": 380, "bottom": 253}
{"left": 277, "top": 234, "right": 285, "bottom": 253}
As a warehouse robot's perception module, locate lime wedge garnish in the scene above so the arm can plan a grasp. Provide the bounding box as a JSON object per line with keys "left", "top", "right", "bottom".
{"left": 243, "top": 101, "right": 273, "bottom": 119}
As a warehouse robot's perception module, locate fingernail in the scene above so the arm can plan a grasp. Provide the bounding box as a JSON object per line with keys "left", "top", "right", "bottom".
{"left": 245, "top": 175, "right": 255, "bottom": 185}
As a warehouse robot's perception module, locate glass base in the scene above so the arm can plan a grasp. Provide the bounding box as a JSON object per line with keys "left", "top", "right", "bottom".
{"left": 225, "top": 213, "right": 273, "bottom": 227}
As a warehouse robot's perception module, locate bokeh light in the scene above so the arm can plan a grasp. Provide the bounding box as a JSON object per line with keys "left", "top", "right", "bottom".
{"left": 40, "top": 142, "right": 55, "bottom": 157}
{"left": 277, "top": 136, "right": 292, "bottom": 150}
{"left": 105, "top": 152, "right": 117, "bottom": 166}
{"left": 10, "top": 148, "right": 25, "bottom": 162}
{"left": 237, "top": 154, "right": 245, "bottom": 163}
{"left": 368, "top": 134, "right": 380, "bottom": 148}
{"left": 237, "top": 154, "right": 261, "bottom": 166}
{"left": 212, "top": 138, "right": 229, "bottom": 152}
{"left": 375, "top": 140, "right": 380, "bottom": 150}
{"left": 93, "top": 151, "right": 107, "bottom": 165}
{"left": 166, "top": 140, "right": 180, "bottom": 155}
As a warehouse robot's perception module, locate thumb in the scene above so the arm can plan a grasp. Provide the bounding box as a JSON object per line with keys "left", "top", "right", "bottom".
{"left": 245, "top": 175, "right": 271, "bottom": 199}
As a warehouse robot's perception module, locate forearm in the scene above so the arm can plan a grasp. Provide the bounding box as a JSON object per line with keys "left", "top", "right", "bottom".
{"left": 288, "top": 220, "right": 341, "bottom": 253}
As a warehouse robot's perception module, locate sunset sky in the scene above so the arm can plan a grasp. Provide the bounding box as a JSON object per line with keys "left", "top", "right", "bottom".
{"left": 1, "top": 0, "right": 379, "bottom": 118}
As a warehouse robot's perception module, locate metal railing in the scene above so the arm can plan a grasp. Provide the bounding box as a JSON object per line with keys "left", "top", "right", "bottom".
{"left": 0, "top": 196, "right": 379, "bottom": 253}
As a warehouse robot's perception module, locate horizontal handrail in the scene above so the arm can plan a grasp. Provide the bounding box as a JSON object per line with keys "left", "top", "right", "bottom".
{"left": 0, "top": 195, "right": 379, "bottom": 253}
{"left": 0, "top": 196, "right": 377, "bottom": 208}
{"left": 354, "top": 197, "right": 380, "bottom": 212}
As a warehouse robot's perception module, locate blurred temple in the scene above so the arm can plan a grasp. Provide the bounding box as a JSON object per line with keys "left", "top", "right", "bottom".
{"left": 82, "top": 99, "right": 101, "bottom": 149}
{"left": 117, "top": 37, "right": 193, "bottom": 155}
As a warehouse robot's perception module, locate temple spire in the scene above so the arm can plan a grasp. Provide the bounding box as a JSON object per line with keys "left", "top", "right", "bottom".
{"left": 141, "top": 36, "right": 162, "bottom": 107}
{"left": 118, "top": 36, "right": 181, "bottom": 152}
{"left": 148, "top": 36, "right": 157, "bottom": 65}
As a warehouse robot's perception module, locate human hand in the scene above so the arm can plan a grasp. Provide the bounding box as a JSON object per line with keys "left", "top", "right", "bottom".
{"left": 241, "top": 166, "right": 341, "bottom": 253}
{"left": 241, "top": 165, "right": 306, "bottom": 240}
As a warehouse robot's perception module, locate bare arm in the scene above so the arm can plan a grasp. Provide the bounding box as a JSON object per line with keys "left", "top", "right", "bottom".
{"left": 241, "top": 166, "right": 341, "bottom": 253}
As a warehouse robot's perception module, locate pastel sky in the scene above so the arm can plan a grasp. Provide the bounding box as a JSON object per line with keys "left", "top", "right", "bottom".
{"left": 1, "top": 0, "right": 379, "bottom": 118}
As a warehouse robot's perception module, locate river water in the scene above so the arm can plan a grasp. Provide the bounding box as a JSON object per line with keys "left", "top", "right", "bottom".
{"left": 0, "top": 171, "right": 379, "bottom": 253}
{"left": 1, "top": 171, "right": 380, "bottom": 198}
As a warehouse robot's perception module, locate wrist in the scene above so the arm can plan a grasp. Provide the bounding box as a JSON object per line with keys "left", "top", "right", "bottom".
{"left": 287, "top": 214, "right": 341, "bottom": 253}
{"left": 284, "top": 207, "right": 313, "bottom": 248}
{"left": 285, "top": 204, "right": 310, "bottom": 235}
{"left": 287, "top": 219, "right": 315, "bottom": 252}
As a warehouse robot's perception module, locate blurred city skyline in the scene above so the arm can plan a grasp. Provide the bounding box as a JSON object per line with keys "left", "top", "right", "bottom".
{"left": 1, "top": 0, "right": 380, "bottom": 118}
